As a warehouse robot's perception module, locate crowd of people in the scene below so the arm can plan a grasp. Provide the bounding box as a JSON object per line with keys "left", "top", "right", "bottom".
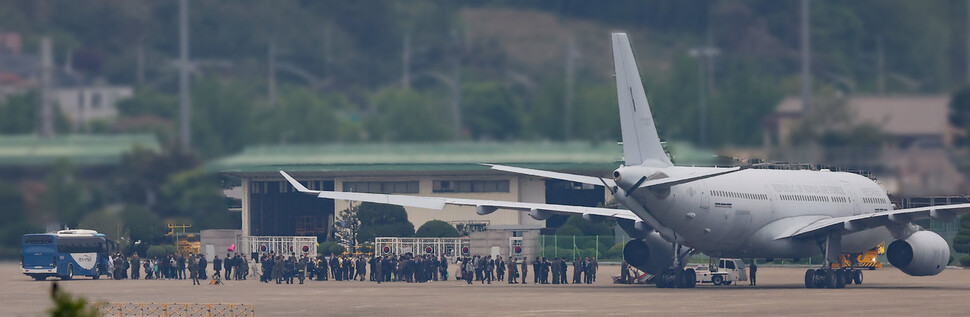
{"left": 457, "top": 255, "right": 599, "bottom": 285}
{"left": 104, "top": 252, "right": 600, "bottom": 286}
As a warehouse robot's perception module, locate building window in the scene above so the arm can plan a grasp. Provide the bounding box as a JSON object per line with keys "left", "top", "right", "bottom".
{"left": 342, "top": 181, "right": 418, "bottom": 194}
{"left": 433, "top": 180, "right": 510, "bottom": 193}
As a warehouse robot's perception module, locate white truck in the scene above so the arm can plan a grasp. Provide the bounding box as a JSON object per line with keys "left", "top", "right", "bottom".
{"left": 693, "top": 258, "right": 748, "bottom": 286}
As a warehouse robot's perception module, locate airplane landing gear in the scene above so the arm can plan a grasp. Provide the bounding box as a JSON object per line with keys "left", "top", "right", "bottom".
{"left": 805, "top": 268, "right": 858, "bottom": 288}
{"left": 655, "top": 268, "right": 696, "bottom": 288}
{"left": 804, "top": 231, "right": 856, "bottom": 289}
{"left": 654, "top": 233, "right": 696, "bottom": 288}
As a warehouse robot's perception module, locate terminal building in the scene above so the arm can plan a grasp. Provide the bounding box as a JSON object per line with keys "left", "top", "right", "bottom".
{"left": 207, "top": 142, "right": 623, "bottom": 242}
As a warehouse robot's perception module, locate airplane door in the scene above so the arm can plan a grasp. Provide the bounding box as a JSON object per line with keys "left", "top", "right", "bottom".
{"left": 698, "top": 184, "right": 710, "bottom": 209}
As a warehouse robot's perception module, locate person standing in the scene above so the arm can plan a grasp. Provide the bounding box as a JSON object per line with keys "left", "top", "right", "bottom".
{"left": 532, "top": 257, "right": 540, "bottom": 284}
{"left": 188, "top": 253, "right": 199, "bottom": 286}
{"left": 464, "top": 259, "right": 474, "bottom": 284}
{"left": 560, "top": 257, "right": 568, "bottom": 284}
{"left": 521, "top": 259, "right": 528, "bottom": 284}
{"left": 508, "top": 258, "right": 517, "bottom": 284}
{"left": 620, "top": 260, "right": 630, "bottom": 284}
{"left": 496, "top": 256, "right": 505, "bottom": 282}
{"left": 298, "top": 254, "right": 308, "bottom": 284}
{"left": 749, "top": 261, "right": 757, "bottom": 286}
{"left": 357, "top": 256, "right": 367, "bottom": 281}
{"left": 591, "top": 256, "right": 599, "bottom": 283}
{"left": 439, "top": 255, "right": 448, "bottom": 281}
{"left": 224, "top": 253, "right": 233, "bottom": 280}
{"left": 374, "top": 256, "right": 383, "bottom": 284}
{"left": 572, "top": 258, "right": 581, "bottom": 284}
{"left": 551, "top": 258, "right": 560, "bottom": 285}
{"left": 198, "top": 255, "right": 208, "bottom": 280}
{"left": 213, "top": 255, "right": 222, "bottom": 280}
{"left": 130, "top": 253, "right": 141, "bottom": 280}
{"left": 177, "top": 254, "right": 186, "bottom": 280}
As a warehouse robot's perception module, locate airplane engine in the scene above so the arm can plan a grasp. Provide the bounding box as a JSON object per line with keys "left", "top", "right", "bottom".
{"left": 623, "top": 231, "right": 674, "bottom": 275}
{"left": 886, "top": 231, "right": 950, "bottom": 276}
{"left": 529, "top": 208, "right": 552, "bottom": 220}
{"left": 476, "top": 206, "right": 498, "bottom": 216}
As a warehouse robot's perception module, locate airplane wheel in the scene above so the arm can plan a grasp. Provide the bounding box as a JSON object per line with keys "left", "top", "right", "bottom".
{"left": 712, "top": 274, "right": 724, "bottom": 286}
{"left": 835, "top": 269, "right": 846, "bottom": 288}
{"left": 814, "top": 269, "right": 826, "bottom": 288}
{"left": 853, "top": 270, "right": 863, "bottom": 285}
{"left": 33, "top": 276, "right": 46, "bottom": 281}
{"left": 804, "top": 269, "right": 815, "bottom": 288}
{"left": 655, "top": 272, "right": 668, "bottom": 288}
{"left": 675, "top": 270, "right": 692, "bottom": 288}
{"left": 685, "top": 269, "right": 696, "bottom": 288}
{"left": 824, "top": 269, "right": 837, "bottom": 289}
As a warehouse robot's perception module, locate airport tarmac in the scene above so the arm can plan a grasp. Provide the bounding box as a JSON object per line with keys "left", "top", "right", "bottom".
{"left": 2, "top": 262, "right": 969, "bottom": 316}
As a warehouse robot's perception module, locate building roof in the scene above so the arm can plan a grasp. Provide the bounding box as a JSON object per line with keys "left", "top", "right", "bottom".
{"left": 0, "top": 134, "right": 160, "bottom": 166}
{"left": 773, "top": 95, "right": 950, "bottom": 136}
{"left": 208, "top": 142, "right": 625, "bottom": 177}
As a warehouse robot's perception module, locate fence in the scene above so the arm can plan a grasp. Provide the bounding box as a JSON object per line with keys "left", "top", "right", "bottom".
{"left": 537, "top": 235, "right": 619, "bottom": 261}
{"left": 374, "top": 237, "right": 469, "bottom": 260}
{"left": 238, "top": 236, "right": 317, "bottom": 258}
{"left": 96, "top": 303, "right": 254, "bottom": 317}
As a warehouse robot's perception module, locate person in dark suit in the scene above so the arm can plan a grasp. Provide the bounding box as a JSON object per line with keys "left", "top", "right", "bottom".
{"left": 749, "top": 261, "right": 757, "bottom": 286}
{"left": 532, "top": 257, "right": 540, "bottom": 284}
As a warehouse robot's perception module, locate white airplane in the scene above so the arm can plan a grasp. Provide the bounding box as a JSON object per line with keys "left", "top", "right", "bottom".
{"left": 280, "top": 33, "right": 970, "bottom": 289}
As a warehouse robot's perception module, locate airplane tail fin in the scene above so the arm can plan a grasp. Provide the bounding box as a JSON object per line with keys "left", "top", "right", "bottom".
{"left": 612, "top": 33, "right": 673, "bottom": 167}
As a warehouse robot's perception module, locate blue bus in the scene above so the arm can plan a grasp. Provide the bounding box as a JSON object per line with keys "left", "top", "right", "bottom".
{"left": 22, "top": 229, "right": 114, "bottom": 281}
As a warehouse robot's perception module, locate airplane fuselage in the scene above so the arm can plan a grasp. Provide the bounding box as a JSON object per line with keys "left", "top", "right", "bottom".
{"left": 619, "top": 167, "right": 894, "bottom": 259}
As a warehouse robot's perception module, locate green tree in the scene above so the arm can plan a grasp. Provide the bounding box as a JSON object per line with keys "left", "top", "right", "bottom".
{"left": 556, "top": 215, "right": 612, "bottom": 236}
{"left": 117, "top": 88, "right": 178, "bottom": 119}
{"left": 48, "top": 283, "right": 99, "bottom": 317}
{"left": 159, "top": 168, "right": 232, "bottom": 229}
{"left": 415, "top": 220, "right": 460, "bottom": 237}
{"left": 255, "top": 86, "right": 346, "bottom": 144}
{"left": 121, "top": 205, "right": 167, "bottom": 248}
{"left": 78, "top": 209, "right": 127, "bottom": 244}
{"left": 190, "top": 78, "right": 257, "bottom": 158}
{"left": 334, "top": 203, "right": 361, "bottom": 247}
{"left": 462, "top": 82, "right": 525, "bottom": 140}
{"left": 115, "top": 146, "right": 200, "bottom": 210}
{"left": 41, "top": 160, "right": 88, "bottom": 228}
{"left": 0, "top": 182, "right": 25, "bottom": 223}
{"left": 367, "top": 88, "right": 450, "bottom": 141}
{"left": 0, "top": 92, "right": 36, "bottom": 133}
{"left": 356, "top": 202, "right": 414, "bottom": 242}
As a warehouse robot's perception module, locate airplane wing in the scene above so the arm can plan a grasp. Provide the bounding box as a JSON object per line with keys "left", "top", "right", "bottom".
{"left": 486, "top": 164, "right": 742, "bottom": 190}
{"left": 633, "top": 166, "right": 742, "bottom": 189}
{"left": 280, "top": 171, "right": 639, "bottom": 221}
{"left": 779, "top": 203, "right": 970, "bottom": 239}
{"left": 485, "top": 164, "right": 615, "bottom": 187}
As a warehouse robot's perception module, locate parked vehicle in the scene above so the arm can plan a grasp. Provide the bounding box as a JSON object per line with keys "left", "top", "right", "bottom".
{"left": 693, "top": 258, "right": 748, "bottom": 286}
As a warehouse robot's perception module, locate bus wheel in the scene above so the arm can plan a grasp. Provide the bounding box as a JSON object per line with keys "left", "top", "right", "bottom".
{"left": 91, "top": 267, "right": 100, "bottom": 280}
{"left": 65, "top": 264, "right": 74, "bottom": 280}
